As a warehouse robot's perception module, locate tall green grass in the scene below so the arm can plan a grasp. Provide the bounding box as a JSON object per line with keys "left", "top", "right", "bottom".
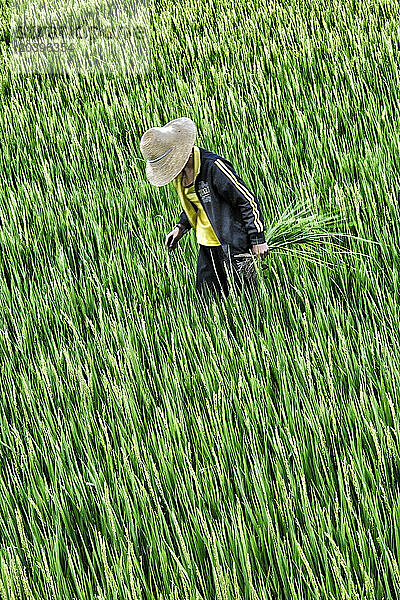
{"left": 0, "top": 0, "right": 399, "bottom": 598}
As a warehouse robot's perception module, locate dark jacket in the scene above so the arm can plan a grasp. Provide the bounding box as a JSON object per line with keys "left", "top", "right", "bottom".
{"left": 176, "top": 147, "right": 266, "bottom": 254}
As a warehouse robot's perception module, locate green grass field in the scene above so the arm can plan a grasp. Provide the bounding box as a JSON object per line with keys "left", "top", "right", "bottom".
{"left": 0, "top": 0, "right": 400, "bottom": 598}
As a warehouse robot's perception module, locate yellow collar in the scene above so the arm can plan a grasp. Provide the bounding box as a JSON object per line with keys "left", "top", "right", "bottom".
{"left": 173, "top": 146, "right": 200, "bottom": 190}
{"left": 171, "top": 146, "right": 201, "bottom": 231}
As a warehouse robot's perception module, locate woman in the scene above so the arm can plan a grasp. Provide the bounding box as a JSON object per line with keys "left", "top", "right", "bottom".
{"left": 140, "top": 117, "right": 268, "bottom": 300}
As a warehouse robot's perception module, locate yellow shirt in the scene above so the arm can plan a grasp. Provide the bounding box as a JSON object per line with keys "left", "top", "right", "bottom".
{"left": 172, "top": 146, "right": 220, "bottom": 247}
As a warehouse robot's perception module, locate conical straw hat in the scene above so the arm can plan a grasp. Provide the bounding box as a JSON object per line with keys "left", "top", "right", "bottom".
{"left": 140, "top": 117, "right": 196, "bottom": 187}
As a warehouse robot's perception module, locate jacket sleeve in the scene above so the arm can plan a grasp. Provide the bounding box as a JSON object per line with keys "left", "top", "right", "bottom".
{"left": 212, "top": 158, "right": 266, "bottom": 245}
{"left": 176, "top": 210, "right": 192, "bottom": 234}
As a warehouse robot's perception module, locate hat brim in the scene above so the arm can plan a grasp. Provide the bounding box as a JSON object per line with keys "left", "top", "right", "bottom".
{"left": 145, "top": 118, "right": 196, "bottom": 187}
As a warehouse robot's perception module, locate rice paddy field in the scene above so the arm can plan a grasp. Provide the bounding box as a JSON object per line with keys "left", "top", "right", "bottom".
{"left": 0, "top": 0, "right": 400, "bottom": 598}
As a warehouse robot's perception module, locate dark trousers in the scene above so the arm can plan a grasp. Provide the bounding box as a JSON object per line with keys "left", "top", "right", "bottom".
{"left": 195, "top": 245, "right": 258, "bottom": 301}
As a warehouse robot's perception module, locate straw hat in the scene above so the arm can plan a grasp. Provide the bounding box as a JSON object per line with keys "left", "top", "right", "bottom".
{"left": 140, "top": 117, "right": 196, "bottom": 186}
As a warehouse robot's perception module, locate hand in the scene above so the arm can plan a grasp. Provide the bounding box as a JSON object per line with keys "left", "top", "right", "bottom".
{"left": 165, "top": 227, "right": 183, "bottom": 252}
{"left": 251, "top": 242, "right": 269, "bottom": 260}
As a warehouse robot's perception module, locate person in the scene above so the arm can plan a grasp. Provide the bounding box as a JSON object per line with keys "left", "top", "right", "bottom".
{"left": 140, "top": 116, "right": 269, "bottom": 301}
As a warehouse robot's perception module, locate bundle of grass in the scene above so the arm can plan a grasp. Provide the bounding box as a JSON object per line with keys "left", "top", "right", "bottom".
{"left": 234, "top": 202, "right": 379, "bottom": 278}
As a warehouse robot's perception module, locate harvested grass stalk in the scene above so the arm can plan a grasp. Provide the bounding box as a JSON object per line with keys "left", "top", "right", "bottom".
{"left": 234, "top": 202, "right": 380, "bottom": 273}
